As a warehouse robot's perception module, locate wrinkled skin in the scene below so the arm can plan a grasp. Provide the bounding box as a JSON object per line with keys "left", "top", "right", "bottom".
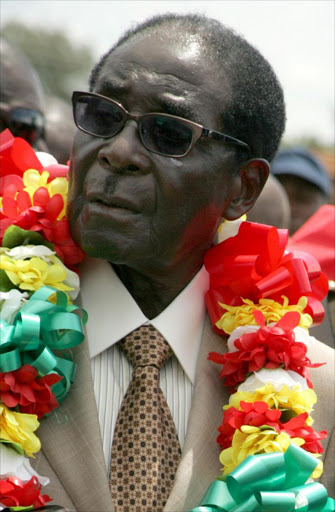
{"left": 68, "top": 32, "right": 268, "bottom": 317}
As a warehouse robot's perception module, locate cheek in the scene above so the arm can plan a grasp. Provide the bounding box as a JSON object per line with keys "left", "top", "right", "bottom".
{"left": 179, "top": 203, "right": 224, "bottom": 247}
{"left": 68, "top": 136, "right": 98, "bottom": 205}
{"left": 156, "top": 168, "right": 232, "bottom": 252}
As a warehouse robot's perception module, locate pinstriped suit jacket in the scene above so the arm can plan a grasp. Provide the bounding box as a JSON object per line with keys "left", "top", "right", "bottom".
{"left": 32, "top": 315, "right": 335, "bottom": 511}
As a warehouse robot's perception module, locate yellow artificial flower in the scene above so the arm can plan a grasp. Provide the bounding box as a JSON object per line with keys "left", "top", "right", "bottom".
{"left": 22, "top": 169, "right": 49, "bottom": 193}
{"left": 0, "top": 403, "right": 41, "bottom": 457}
{"left": 219, "top": 426, "right": 322, "bottom": 478}
{"left": 217, "top": 215, "right": 247, "bottom": 241}
{"left": 22, "top": 169, "right": 68, "bottom": 219}
{"left": 226, "top": 383, "right": 317, "bottom": 422}
{"left": 216, "top": 296, "right": 312, "bottom": 334}
{"left": 47, "top": 176, "right": 68, "bottom": 218}
{"left": 0, "top": 253, "right": 74, "bottom": 294}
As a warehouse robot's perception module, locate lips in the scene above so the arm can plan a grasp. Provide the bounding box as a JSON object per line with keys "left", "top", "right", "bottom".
{"left": 86, "top": 192, "right": 140, "bottom": 213}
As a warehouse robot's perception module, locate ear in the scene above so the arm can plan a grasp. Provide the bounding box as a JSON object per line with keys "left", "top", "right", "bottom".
{"left": 224, "top": 158, "right": 270, "bottom": 220}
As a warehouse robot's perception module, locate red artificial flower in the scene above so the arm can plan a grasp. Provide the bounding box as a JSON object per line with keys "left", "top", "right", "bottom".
{"left": 0, "top": 177, "right": 85, "bottom": 267}
{"left": 0, "top": 130, "right": 85, "bottom": 266}
{"left": 208, "top": 311, "right": 324, "bottom": 391}
{"left": 216, "top": 401, "right": 327, "bottom": 455}
{"left": 0, "top": 476, "right": 51, "bottom": 508}
{"left": 0, "top": 129, "right": 68, "bottom": 181}
{"left": 0, "top": 129, "right": 43, "bottom": 179}
{"left": 41, "top": 217, "right": 85, "bottom": 267}
{"left": 0, "top": 365, "right": 62, "bottom": 419}
{"left": 217, "top": 401, "right": 282, "bottom": 449}
{"left": 0, "top": 193, "right": 84, "bottom": 267}
{"left": 279, "top": 412, "right": 327, "bottom": 454}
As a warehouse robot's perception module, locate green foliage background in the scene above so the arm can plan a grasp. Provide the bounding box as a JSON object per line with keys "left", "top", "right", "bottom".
{"left": 2, "top": 21, "right": 95, "bottom": 101}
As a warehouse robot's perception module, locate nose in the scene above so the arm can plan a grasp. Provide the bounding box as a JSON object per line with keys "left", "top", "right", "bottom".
{"left": 97, "top": 121, "right": 146, "bottom": 172}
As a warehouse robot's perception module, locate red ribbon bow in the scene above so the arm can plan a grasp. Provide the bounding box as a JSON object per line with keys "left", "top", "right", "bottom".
{"left": 204, "top": 222, "right": 328, "bottom": 334}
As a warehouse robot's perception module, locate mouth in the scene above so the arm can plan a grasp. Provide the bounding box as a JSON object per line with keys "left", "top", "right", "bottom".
{"left": 87, "top": 193, "right": 140, "bottom": 213}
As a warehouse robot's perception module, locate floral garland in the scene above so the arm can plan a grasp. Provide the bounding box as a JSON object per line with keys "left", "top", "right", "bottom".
{"left": 0, "top": 130, "right": 86, "bottom": 510}
{"left": 190, "top": 218, "right": 334, "bottom": 511}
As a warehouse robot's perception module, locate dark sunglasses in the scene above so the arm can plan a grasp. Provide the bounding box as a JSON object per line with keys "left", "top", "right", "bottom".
{"left": 0, "top": 103, "right": 45, "bottom": 145}
{"left": 72, "top": 91, "right": 251, "bottom": 158}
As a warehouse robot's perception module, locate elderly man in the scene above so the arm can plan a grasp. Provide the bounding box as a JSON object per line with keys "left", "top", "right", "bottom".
{"left": 32, "top": 13, "right": 334, "bottom": 512}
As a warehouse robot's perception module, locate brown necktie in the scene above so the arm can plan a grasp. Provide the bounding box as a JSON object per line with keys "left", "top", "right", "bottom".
{"left": 110, "top": 325, "right": 181, "bottom": 511}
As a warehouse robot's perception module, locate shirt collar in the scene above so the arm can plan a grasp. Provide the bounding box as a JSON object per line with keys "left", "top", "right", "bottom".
{"left": 79, "top": 258, "right": 209, "bottom": 383}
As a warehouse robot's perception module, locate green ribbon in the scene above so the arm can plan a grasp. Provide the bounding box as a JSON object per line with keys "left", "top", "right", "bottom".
{"left": 190, "top": 444, "right": 335, "bottom": 512}
{"left": 0, "top": 286, "right": 87, "bottom": 402}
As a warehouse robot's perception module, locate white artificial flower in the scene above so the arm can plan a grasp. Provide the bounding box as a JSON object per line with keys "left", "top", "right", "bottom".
{"left": 64, "top": 264, "right": 80, "bottom": 299}
{"left": 238, "top": 367, "right": 309, "bottom": 392}
{"left": 4, "top": 244, "right": 56, "bottom": 261}
{"left": 293, "top": 326, "right": 317, "bottom": 349}
{"left": 35, "top": 151, "right": 58, "bottom": 166}
{"left": 217, "top": 216, "right": 245, "bottom": 243}
{"left": 2, "top": 245, "right": 79, "bottom": 299}
{"left": 227, "top": 325, "right": 260, "bottom": 352}
{"left": 0, "top": 289, "right": 29, "bottom": 323}
{"left": 0, "top": 444, "right": 50, "bottom": 485}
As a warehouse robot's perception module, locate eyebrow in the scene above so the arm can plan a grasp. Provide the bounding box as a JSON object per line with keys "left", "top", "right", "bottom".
{"left": 157, "top": 97, "right": 196, "bottom": 122}
{"left": 95, "top": 79, "right": 127, "bottom": 97}
{"left": 96, "top": 76, "right": 199, "bottom": 123}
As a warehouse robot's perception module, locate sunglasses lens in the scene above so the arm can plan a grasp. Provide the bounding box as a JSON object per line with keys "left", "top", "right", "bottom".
{"left": 10, "top": 108, "right": 44, "bottom": 144}
{"left": 73, "top": 94, "right": 195, "bottom": 157}
{"left": 140, "top": 115, "right": 193, "bottom": 156}
{"left": 74, "top": 95, "right": 124, "bottom": 137}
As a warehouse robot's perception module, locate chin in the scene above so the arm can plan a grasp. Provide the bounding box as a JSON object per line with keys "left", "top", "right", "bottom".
{"left": 76, "top": 231, "right": 136, "bottom": 265}
{"left": 78, "top": 235, "right": 115, "bottom": 260}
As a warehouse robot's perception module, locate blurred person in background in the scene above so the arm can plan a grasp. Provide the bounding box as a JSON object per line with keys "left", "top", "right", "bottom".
{"left": 44, "top": 95, "right": 76, "bottom": 164}
{"left": 272, "top": 147, "right": 335, "bottom": 344}
{"left": 0, "top": 36, "right": 48, "bottom": 151}
{"left": 246, "top": 173, "right": 291, "bottom": 228}
{"left": 271, "top": 146, "right": 331, "bottom": 235}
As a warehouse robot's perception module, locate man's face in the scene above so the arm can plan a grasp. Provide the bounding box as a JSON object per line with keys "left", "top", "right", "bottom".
{"left": 68, "top": 32, "right": 239, "bottom": 273}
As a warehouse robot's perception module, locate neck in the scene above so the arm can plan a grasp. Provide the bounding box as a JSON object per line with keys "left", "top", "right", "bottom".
{"left": 112, "top": 260, "right": 203, "bottom": 319}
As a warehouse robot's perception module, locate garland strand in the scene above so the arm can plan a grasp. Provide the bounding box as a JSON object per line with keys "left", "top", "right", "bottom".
{"left": 190, "top": 218, "right": 334, "bottom": 511}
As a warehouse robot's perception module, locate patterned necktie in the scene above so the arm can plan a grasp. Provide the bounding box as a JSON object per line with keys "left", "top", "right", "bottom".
{"left": 110, "top": 325, "right": 181, "bottom": 511}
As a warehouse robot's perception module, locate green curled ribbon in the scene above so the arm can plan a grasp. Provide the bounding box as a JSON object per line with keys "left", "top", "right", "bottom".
{"left": 190, "top": 444, "right": 335, "bottom": 512}
{"left": 0, "top": 286, "right": 88, "bottom": 402}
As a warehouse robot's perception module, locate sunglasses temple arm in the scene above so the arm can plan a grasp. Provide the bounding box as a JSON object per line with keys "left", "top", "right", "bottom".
{"left": 205, "top": 129, "right": 251, "bottom": 152}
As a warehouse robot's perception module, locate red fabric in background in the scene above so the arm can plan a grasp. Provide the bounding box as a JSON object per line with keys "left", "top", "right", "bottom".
{"left": 288, "top": 205, "right": 335, "bottom": 283}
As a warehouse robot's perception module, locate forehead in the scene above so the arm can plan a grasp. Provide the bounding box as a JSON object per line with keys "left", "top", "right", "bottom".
{"left": 95, "top": 32, "right": 228, "bottom": 123}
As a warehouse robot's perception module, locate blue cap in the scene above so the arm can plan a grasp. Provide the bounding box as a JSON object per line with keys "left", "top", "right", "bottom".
{"left": 271, "top": 146, "right": 331, "bottom": 196}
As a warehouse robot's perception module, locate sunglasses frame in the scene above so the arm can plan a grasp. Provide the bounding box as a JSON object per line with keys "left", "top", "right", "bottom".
{"left": 0, "top": 102, "right": 45, "bottom": 144}
{"left": 72, "top": 91, "right": 251, "bottom": 158}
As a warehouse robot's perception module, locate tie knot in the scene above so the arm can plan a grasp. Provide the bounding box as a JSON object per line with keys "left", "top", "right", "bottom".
{"left": 120, "top": 325, "right": 173, "bottom": 369}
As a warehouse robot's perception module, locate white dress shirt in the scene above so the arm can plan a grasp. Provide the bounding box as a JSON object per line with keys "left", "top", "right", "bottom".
{"left": 79, "top": 258, "right": 209, "bottom": 469}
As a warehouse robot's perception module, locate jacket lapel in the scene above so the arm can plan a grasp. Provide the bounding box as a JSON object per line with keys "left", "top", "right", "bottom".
{"left": 165, "top": 316, "right": 230, "bottom": 511}
{"left": 35, "top": 338, "right": 114, "bottom": 512}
